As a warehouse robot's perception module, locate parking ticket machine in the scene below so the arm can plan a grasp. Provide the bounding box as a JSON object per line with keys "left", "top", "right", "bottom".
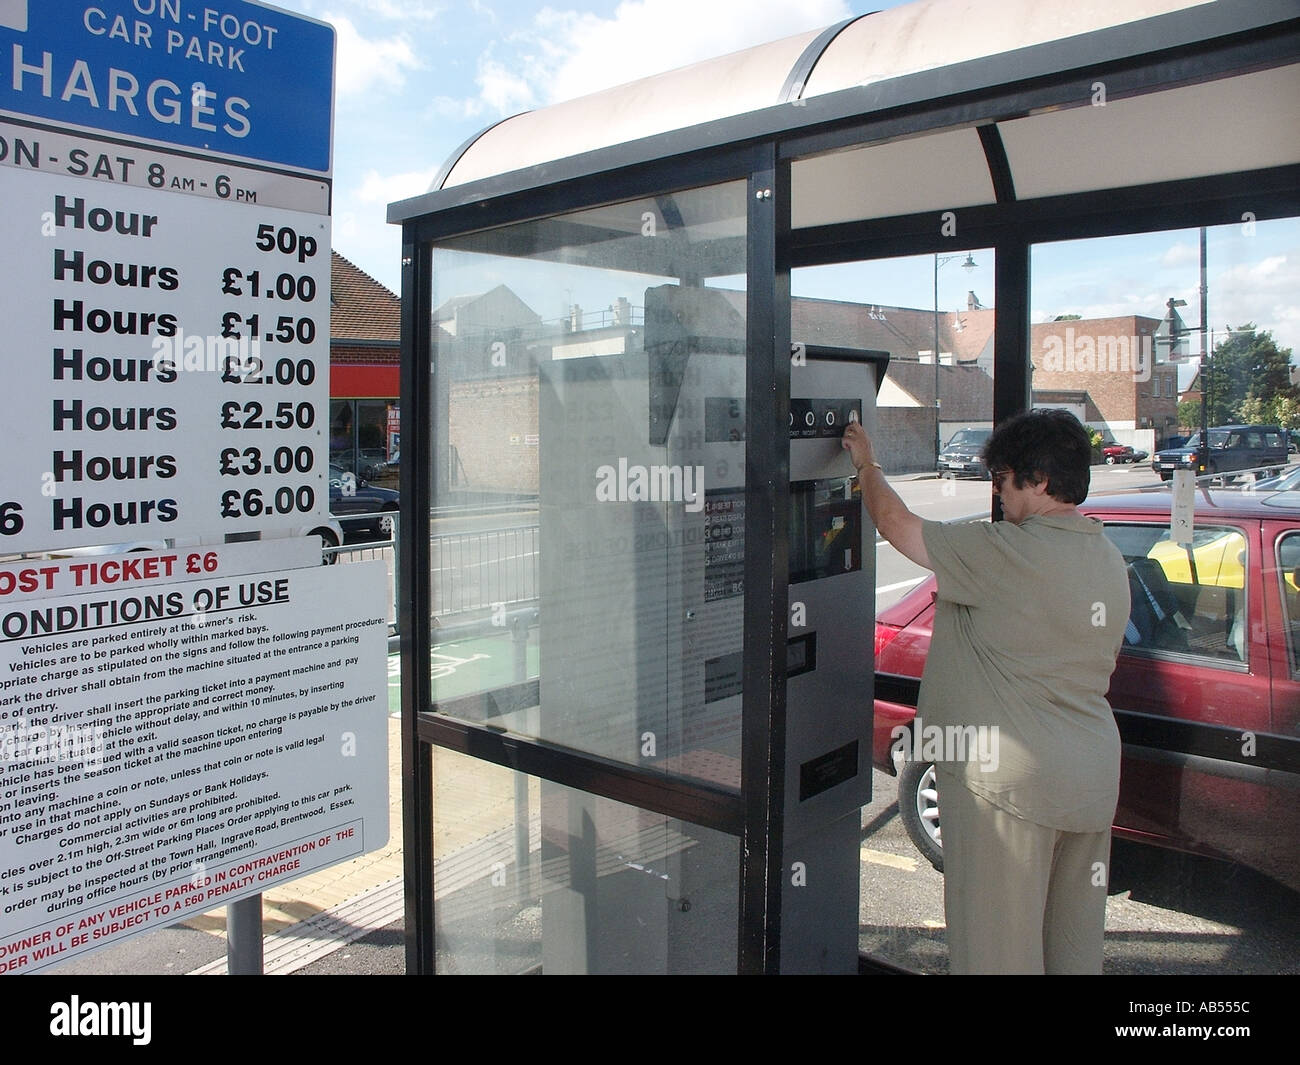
{"left": 537, "top": 285, "right": 887, "bottom": 972}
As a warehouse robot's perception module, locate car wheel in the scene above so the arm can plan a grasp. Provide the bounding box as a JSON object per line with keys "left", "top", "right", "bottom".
{"left": 312, "top": 526, "right": 340, "bottom": 565}
{"left": 1106, "top": 455, "right": 1116, "bottom": 464}
{"left": 378, "top": 509, "right": 397, "bottom": 539}
{"left": 898, "top": 758, "right": 944, "bottom": 873}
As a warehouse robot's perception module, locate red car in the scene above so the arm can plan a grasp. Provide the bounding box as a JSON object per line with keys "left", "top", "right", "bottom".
{"left": 1102, "top": 443, "right": 1138, "bottom": 463}
{"left": 872, "top": 491, "right": 1300, "bottom": 893}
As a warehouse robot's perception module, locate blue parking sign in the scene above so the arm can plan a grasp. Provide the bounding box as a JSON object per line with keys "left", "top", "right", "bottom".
{"left": 0, "top": 0, "right": 333, "bottom": 173}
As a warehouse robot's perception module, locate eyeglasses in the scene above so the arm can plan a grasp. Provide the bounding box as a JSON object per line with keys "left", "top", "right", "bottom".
{"left": 990, "top": 468, "right": 1012, "bottom": 491}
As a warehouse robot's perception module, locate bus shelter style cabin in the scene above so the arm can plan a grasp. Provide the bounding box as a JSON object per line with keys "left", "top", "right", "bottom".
{"left": 390, "top": 0, "right": 1300, "bottom": 974}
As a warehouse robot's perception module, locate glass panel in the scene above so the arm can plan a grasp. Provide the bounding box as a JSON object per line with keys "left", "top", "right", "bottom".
{"left": 792, "top": 249, "right": 997, "bottom": 616}
{"left": 1280, "top": 532, "right": 1300, "bottom": 678}
{"left": 836, "top": 219, "right": 1298, "bottom": 975}
{"left": 432, "top": 747, "right": 738, "bottom": 974}
{"left": 427, "top": 181, "right": 748, "bottom": 787}
{"left": 1019, "top": 218, "right": 1300, "bottom": 973}
{"left": 792, "top": 250, "right": 999, "bottom": 973}
{"left": 1104, "top": 523, "right": 1248, "bottom": 665}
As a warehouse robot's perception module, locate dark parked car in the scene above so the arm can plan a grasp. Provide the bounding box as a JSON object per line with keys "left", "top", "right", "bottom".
{"left": 329, "top": 464, "right": 399, "bottom": 539}
{"left": 872, "top": 491, "right": 1300, "bottom": 893}
{"left": 936, "top": 428, "right": 992, "bottom": 479}
{"left": 1151, "top": 424, "right": 1288, "bottom": 481}
{"left": 357, "top": 447, "right": 392, "bottom": 480}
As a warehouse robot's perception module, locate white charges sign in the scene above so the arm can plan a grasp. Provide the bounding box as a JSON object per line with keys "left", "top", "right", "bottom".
{"left": 0, "top": 553, "right": 388, "bottom": 973}
{"left": 0, "top": 1, "right": 334, "bottom": 554}
{"left": 0, "top": 162, "right": 330, "bottom": 550}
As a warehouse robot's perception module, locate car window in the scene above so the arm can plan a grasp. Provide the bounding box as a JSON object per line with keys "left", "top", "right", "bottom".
{"left": 1279, "top": 532, "right": 1300, "bottom": 678}
{"left": 1266, "top": 431, "right": 1284, "bottom": 450}
{"left": 1103, "top": 523, "right": 1247, "bottom": 665}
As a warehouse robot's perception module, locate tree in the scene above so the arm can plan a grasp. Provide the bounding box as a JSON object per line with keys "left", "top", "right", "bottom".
{"left": 1274, "top": 394, "right": 1300, "bottom": 432}
{"left": 1176, "top": 399, "right": 1202, "bottom": 432}
{"left": 1238, "top": 392, "right": 1300, "bottom": 430}
{"left": 1201, "top": 325, "right": 1296, "bottom": 425}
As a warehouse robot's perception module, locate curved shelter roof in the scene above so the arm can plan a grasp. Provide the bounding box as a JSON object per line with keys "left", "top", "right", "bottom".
{"left": 391, "top": 0, "right": 1300, "bottom": 231}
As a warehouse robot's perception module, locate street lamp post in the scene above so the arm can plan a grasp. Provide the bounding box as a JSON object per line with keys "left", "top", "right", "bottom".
{"left": 932, "top": 252, "right": 977, "bottom": 465}
{"left": 1158, "top": 228, "right": 1210, "bottom": 473}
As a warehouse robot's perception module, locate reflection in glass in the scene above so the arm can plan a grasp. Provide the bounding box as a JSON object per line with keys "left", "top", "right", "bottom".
{"left": 426, "top": 182, "right": 749, "bottom": 789}
{"left": 432, "top": 748, "right": 738, "bottom": 974}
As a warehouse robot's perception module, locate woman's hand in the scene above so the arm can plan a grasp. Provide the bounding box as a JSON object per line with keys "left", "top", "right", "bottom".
{"left": 841, "top": 420, "right": 876, "bottom": 472}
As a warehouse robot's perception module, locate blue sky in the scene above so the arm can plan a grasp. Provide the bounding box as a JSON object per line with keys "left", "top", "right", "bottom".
{"left": 267, "top": 0, "right": 1297, "bottom": 379}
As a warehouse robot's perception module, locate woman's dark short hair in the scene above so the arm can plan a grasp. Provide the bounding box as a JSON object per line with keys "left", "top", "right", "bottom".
{"left": 983, "top": 409, "right": 1091, "bottom": 504}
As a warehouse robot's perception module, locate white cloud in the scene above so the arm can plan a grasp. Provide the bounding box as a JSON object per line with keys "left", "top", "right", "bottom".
{"left": 1212, "top": 255, "right": 1298, "bottom": 347}
{"left": 477, "top": 56, "right": 537, "bottom": 113}
{"left": 325, "top": 12, "right": 420, "bottom": 97}
{"left": 355, "top": 166, "right": 441, "bottom": 204}
{"left": 1160, "top": 241, "right": 1198, "bottom": 267}
{"left": 1032, "top": 254, "right": 1298, "bottom": 355}
{"left": 353, "top": 0, "right": 445, "bottom": 20}
{"left": 430, "top": 94, "right": 485, "bottom": 120}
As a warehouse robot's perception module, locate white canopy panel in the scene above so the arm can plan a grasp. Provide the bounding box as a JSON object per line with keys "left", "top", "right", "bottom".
{"left": 439, "top": 0, "right": 1220, "bottom": 192}
{"left": 801, "top": 0, "right": 1214, "bottom": 97}
{"left": 998, "top": 64, "right": 1300, "bottom": 200}
{"left": 439, "top": 28, "right": 821, "bottom": 189}
{"left": 791, "top": 128, "right": 995, "bottom": 229}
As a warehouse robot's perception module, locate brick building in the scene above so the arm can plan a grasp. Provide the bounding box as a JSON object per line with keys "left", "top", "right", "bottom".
{"left": 329, "top": 252, "right": 401, "bottom": 480}
{"left": 1029, "top": 315, "right": 1179, "bottom": 451}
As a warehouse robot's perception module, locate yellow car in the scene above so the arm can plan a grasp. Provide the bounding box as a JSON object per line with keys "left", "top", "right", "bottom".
{"left": 1147, "top": 527, "right": 1246, "bottom": 589}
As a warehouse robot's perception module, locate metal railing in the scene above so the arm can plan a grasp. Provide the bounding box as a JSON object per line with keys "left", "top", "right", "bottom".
{"left": 323, "top": 514, "right": 398, "bottom": 635}
{"left": 322, "top": 515, "right": 541, "bottom": 637}
{"left": 430, "top": 523, "right": 539, "bottom": 618}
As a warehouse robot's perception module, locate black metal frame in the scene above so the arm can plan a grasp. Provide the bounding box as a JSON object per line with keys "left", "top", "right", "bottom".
{"left": 395, "top": 2, "right": 1300, "bottom": 975}
{"left": 738, "top": 148, "right": 791, "bottom": 973}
